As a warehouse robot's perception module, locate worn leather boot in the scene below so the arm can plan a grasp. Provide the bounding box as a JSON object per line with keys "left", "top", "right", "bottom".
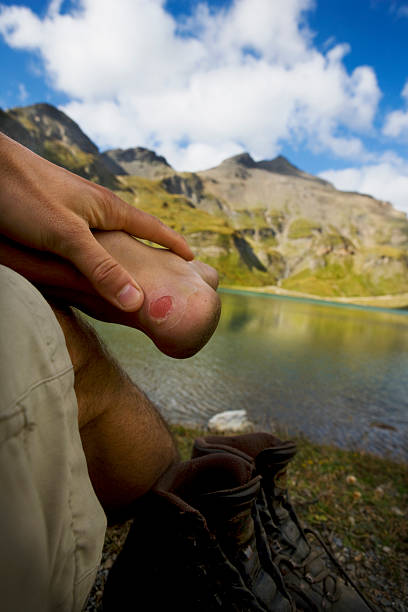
{"left": 192, "top": 433, "right": 378, "bottom": 612}
{"left": 103, "top": 453, "right": 294, "bottom": 612}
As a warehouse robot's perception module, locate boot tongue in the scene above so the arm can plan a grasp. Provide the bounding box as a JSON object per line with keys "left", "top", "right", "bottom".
{"left": 169, "top": 454, "right": 254, "bottom": 503}
{"left": 170, "top": 455, "right": 261, "bottom": 557}
{"left": 255, "top": 442, "right": 297, "bottom": 486}
{"left": 201, "top": 432, "right": 286, "bottom": 460}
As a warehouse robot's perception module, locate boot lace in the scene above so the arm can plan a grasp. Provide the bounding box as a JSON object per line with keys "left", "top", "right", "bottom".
{"left": 260, "top": 487, "right": 377, "bottom": 611}
{"left": 187, "top": 513, "right": 270, "bottom": 612}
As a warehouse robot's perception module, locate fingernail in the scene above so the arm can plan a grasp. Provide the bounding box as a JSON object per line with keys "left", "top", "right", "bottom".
{"left": 117, "top": 283, "right": 141, "bottom": 309}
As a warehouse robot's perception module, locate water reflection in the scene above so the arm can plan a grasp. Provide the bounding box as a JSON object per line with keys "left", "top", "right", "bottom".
{"left": 221, "top": 291, "right": 408, "bottom": 357}
{"left": 89, "top": 290, "right": 408, "bottom": 462}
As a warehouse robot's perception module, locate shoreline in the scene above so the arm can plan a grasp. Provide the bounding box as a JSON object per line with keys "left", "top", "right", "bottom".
{"left": 171, "top": 418, "right": 408, "bottom": 466}
{"left": 219, "top": 284, "right": 408, "bottom": 312}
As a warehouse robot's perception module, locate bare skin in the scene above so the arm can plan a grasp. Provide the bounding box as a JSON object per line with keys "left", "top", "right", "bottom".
{"left": 0, "top": 231, "right": 221, "bottom": 358}
{"left": 52, "top": 304, "right": 179, "bottom": 524}
{"left": 0, "top": 132, "right": 193, "bottom": 311}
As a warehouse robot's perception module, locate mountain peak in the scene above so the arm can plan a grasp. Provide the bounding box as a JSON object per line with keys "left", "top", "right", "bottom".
{"left": 221, "top": 152, "right": 257, "bottom": 168}
{"left": 8, "top": 103, "right": 99, "bottom": 154}
{"left": 102, "top": 146, "right": 173, "bottom": 179}
{"left": 257, "top": 155, "right": 303, "bottom": 177}
{"left": 105, "top": 146, "right": 171, "bottom": 168}
{"left": 219, "top": 152, "right": 303, "bottom": 177}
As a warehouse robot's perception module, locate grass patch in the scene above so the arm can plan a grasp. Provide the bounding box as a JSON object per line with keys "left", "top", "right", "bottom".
{"left": 288, "top": 218, "right": 322, "bottom": 239}
{"left": 364, "top": 245, "right": 408, "bottom": 260}
{"left": 202, "top": 252, "right": 276, "bottom": 286}
{"left": 41, "top": 141, "right": 119, "bottom": 189}
{"left": 42, "top": 140, "right": 94, "bottom": 171}
{"left": 115, "top": 177, "right": 232, "bottom": 236}
{"left": 281, "top": 255, "right": 408, "bottom": 297}
{"left": 10, "top": 109, "right": 39, "bottom": 133}
{"left": 319, "top": 228, "right": 355, "bottom": 251}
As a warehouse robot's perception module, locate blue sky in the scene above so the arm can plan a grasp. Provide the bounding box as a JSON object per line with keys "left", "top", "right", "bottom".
{"left": 1, "top": 0, "right": 408, "bottom": 212}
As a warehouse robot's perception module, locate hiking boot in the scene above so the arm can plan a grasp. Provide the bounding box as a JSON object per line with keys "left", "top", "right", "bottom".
{"left": 103, "top": 453, "right": 294, "bottom": 612}
{"left": 192, "top": 433, "right": 378, "bottom": 612}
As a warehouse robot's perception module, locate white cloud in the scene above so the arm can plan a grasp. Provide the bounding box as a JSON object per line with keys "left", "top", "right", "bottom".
{"left": 18, "top": 82, "right": 28, "bottom": 101}
{"left": 0, "top": 0, "right": 382, "bottom": 171}
{"left": 160, "top": 141, "right": 244, "bottom": 173}
{"left": 383, "top": 80, "right": 408, "bottom": 139}
{"left": 384, "top": 110, "right": 408, "bottom": 138}
{"left": 397, "top": 5, "right": 408, "bottom": 18}
{"left": 319, "top": 156, "right": 408, "bottom": 215}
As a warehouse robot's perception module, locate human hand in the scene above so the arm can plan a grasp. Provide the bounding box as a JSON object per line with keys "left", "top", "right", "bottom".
{"left": 0, "top": 132, "right": 194, "bottom": 311}
{"left": 0, "top": 232, "right": 220, "bottom": 358}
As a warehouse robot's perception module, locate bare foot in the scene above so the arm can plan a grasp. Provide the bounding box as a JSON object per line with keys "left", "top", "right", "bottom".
{"left": 75, "top": 231, "right": 221, "bottom": 357}
{"left": 0, "top": 232, "right": 221, "bottom": 358}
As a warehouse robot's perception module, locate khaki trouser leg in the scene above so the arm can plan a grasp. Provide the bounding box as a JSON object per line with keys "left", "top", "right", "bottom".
{"left": 0, "top": 265, "right": 106, "bottom": 612}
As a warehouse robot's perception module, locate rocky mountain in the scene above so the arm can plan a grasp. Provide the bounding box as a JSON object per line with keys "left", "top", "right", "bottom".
{"left": 101, "top": 147, "right": 173, "bottom": 179}
{"left": 193, "top": 153, "right": 408, "bottom": 295}
{"left": 0, "top": 103, "right": 120, "bottom": 188}
{"left": 2, "top": 102, "right": 408, "bottom": 298}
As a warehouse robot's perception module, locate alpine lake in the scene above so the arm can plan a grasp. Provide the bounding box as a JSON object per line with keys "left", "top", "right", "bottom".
{"left": 89, "top": 289, "right": 408, "bottom": 463}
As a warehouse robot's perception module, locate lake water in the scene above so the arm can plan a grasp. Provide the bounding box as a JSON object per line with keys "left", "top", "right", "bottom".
{"left": 89, "top": 289, "right": 408, "bottom": 463}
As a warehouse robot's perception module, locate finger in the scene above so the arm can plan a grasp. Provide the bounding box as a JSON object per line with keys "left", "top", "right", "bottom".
{"left": 119, "top": 205, "right": 194, "bottom": 260}
{"left": 65, "top": 230, "right": 145, "bottom": 311}
{"left": 92, "top": 193, "right": 195, "bottom": 261}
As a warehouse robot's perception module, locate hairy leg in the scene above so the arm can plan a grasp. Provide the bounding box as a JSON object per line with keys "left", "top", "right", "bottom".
{"left": 0, "top": 232, "right": 221, "bottom": 358}
{"left": 52, "top": 304, "right": 178, "bottom": 524}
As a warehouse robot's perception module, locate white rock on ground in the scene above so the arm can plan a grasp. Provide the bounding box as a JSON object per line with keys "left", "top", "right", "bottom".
{"left": 207, "top": 410, "right": 254, "bottom": 434}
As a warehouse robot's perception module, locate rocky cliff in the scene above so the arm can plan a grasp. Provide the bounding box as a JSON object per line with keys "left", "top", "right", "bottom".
{"left": 101, "top": 147, "right": 172, "bottom": 179}
{"left": 0, "top": 103, "right": 120, "bottom": 188}
{"left": 2, "top": 103, "right": 408, "bottom": 298}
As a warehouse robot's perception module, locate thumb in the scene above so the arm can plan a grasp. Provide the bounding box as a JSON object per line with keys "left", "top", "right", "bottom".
{"left": 67, "top": 232, "right": 144, "bottom": 311}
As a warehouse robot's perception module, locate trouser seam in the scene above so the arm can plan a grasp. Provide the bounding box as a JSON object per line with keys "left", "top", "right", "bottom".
{"left": 75, "top": 564, "right": 100, "bottom": 586}
{"left": 0, "top": 365, "right": 74, "bottom": 418}
{"left": 67, "top": 451, "right": 78, "bottom": 612}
